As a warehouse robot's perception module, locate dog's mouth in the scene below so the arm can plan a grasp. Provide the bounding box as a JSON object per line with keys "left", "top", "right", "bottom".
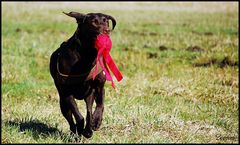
{"left": 80, "top": 27, "right": 112, "bottom": 40}
{"left": 102, "top": 28, "right": 111, "bottom": 35}
{"left": 91, "top": 27, "right": 111, "bottom": 36}
{"left": 96, "top": 29, "right": 111, "bottom": 36}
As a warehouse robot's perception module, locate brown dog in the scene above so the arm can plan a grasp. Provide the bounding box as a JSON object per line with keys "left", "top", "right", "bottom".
{"left": 49, "top": 12, "right": 116, "bottom": 138}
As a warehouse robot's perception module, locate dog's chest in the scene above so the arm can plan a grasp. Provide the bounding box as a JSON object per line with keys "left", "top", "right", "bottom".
{"left": 71, "top": 83, "right": 93, "bottom": 100}
{"left": 58, "top": 81, "right": 93, "bottom": 100}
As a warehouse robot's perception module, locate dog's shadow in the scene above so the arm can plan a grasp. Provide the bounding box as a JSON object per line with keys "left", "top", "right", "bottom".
{"left": 5, "top": 118, "right": 78, "bottom": 142}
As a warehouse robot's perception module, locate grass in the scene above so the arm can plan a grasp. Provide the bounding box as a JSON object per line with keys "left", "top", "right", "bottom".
{"left": 1, "top": 2, "right": 239, "bottom": 143}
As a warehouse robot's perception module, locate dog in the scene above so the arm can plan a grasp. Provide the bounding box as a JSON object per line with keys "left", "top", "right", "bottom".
{"left": 49, "top": 11, "right": 116, "bottom": 138}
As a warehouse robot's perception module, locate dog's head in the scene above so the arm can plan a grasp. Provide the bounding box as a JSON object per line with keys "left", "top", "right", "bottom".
{"left": 63, "top": 11, "right": 116, "bottom": 36}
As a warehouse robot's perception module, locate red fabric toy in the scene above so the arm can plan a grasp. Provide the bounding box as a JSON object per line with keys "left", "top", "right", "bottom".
{"left": 92, "top": 34, "right": 123, "bottom": 88}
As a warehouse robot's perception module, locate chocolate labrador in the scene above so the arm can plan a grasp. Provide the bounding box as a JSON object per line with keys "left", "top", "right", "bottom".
{"left": 49, "top": 12, "right": 116, "bottom": 138}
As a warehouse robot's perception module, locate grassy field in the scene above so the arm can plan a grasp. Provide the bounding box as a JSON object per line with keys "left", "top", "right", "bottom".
{"left": 1, "top": 2, "right": 239, "bottom": 143}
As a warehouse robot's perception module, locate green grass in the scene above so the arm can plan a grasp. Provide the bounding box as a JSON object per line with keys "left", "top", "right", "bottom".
{"left": 1, "top": 2, "right": 239, "bottom": 143}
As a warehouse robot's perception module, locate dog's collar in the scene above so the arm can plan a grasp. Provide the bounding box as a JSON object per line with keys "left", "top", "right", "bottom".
{"left": 56, "top": 52, "right": 103, "bottom": 81}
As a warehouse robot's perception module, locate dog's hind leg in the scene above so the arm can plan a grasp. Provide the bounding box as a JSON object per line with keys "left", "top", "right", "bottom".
{"left": 82, "top": 93, "right": 94, "bottom": 138}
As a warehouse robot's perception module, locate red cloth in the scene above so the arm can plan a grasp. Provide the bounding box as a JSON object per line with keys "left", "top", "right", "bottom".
{"left": 92, "top": 34, "right": 123, "bottom": 88}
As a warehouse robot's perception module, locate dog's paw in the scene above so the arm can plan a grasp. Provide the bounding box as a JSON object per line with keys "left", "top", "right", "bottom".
{"left": 82, "top": 129, "right": 93, "bottom": 138}
{"left": 70, "top": 125, "right": 77, "bottom": 134}
{"left": 92, "top": 117, "right": 102, "bottom": 131}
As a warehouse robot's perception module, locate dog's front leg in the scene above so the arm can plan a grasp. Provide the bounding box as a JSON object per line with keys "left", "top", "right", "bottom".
{"left": 92, "top": 87, "right": 105, "bottom": 131}
{"left": 61, "top": 95, "right": 84, "bottom": 136}
{"left": 60, "top": 98, "right": 76, "bottom": 134}
{"left": 82, "top": 93, "right": 94, "bottom": 138}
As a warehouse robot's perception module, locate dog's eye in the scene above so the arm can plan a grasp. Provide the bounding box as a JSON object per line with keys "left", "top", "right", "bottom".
{"left": 93, "top": 19, "right": 99, "bottom": 25}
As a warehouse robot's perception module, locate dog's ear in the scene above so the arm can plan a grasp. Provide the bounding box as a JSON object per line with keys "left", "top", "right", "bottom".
{"left": 107, "top": 15, "right": 116, "bottom": 30}
{"left": 101, "top": 14, "right": 116, "bottom": 30}
{"left": 63, "top": 11, "right": 87, "bottom": 23}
